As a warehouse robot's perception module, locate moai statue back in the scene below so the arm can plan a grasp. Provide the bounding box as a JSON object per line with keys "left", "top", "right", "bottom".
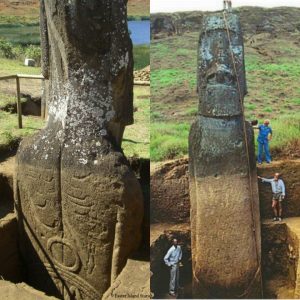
{"left": 14, "top": 1, "right": 143, "bottom": 299}
{"left": 189, "top": 13, "right": 262, "bottom": 298}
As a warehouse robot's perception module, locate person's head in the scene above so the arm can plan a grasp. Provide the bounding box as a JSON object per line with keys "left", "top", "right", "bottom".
{"left": 264, "top": 119, "right": 270, "bottom": 126}
{"left": 274, "top": 173, "right": 280, "bottom": 181}
{"left": 172, "top": 239, "right": 178, "bottom": 247}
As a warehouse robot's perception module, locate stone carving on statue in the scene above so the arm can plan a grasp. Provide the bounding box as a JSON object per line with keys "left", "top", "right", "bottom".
{"left": 14, "top": 1, "right": 143, "bottom": 299}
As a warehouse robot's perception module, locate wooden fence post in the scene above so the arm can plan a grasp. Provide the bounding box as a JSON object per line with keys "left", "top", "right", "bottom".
{"left": 16, "top": 76, "right": 22, "bottom": 129}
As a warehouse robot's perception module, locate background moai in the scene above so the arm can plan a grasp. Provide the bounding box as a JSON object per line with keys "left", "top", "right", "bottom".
{"left": 14, "top": 1, "right": 144, "bottom": 299}
{"left": 189, "top": 13, "right": 262, "bottom": 298}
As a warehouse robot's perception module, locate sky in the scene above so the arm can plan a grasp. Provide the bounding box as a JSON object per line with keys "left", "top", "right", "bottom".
{"left": 151, "top": 0, "right": 300, "bottom": 13}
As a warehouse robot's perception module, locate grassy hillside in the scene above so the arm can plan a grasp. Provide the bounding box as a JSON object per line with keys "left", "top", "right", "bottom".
{"left": 151, "top": 9, "right": 300, "bottom": 161}
{"left": 0, "top": 0, "right": 149, "bottom": 24}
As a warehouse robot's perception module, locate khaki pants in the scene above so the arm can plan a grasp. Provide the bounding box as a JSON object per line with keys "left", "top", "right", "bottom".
{"left": 169, "top": 264, "right": 179, "bottom": 293}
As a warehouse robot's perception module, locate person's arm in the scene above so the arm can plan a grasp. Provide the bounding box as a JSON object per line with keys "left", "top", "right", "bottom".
{"left": 251, "top": 120, "right": 259, "bottom": 129}
{"left": 257, "top": 176, "right": 273, "bottom": 183}
{"left": 179, "top": 247, "right": 182, "bottom": 261}
{"left": 280, "top": 180, "right": 286, "bottom": 197}
{"left": 268, "top": 127, "right": 273, "bottom": 141}
{"left": 164, "top": 248, "right": 172, "bottom": 266}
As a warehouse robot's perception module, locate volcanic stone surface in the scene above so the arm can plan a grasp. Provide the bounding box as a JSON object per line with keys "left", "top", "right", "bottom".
{"left": 188, "top": 12, "right": 262, "bottom": 298}
{"left": 14, "top": 1, "right": 143, "bottom": 299}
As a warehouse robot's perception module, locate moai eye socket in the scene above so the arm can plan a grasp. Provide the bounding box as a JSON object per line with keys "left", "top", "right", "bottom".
{"left": 207, "top": 73, "right": 217, "bottom": 84}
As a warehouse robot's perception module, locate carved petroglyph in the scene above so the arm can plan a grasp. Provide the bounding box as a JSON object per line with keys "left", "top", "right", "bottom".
{"left": 15, "top": 1, "right": 143, "bottom": 299}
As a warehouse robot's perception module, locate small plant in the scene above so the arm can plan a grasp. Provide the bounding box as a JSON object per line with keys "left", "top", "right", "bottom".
{"left": 24, "top": 45, "right": 41, "bottom": 66}
{"left": 185, "top": 107, "right": 198, "bottom": 116}
{"left": 245, "top": 103, "right": 256, "bottom": 111}
{"left": 0, "top": 38, "right": 14, "bottom": 59}
{"left": 263, "top": 106, "right": 273, "bottom": 113}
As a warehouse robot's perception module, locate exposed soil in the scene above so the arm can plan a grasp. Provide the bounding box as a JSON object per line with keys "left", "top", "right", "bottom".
{"left": 0, "top": 0, "right": 149, "bottom": 18}
{"left": 103, "top": 257, "right": 150, "bottom": 300}
{"left": 0, "top": 78, "right": 42, "bottom": 100}
{"left": 151, "top": 156, "right": 300, "bottom": 298}
{"left": 150, "top": 220, "right": 300, "bottom": 299}
{"left": 1, "top": 93, "right": 41, "bottom": 116}
{"left": 0, "top": 156, "right": 15, "bottom": 218}
{"left": 151, "top": 158, "right": 189, "bottom": 223}
{"left": 258, "top": 160, "right": 300, "bottom": 219}
{"left": 0, "top": 213, "right": 22, "bottom": 283}
{"left": 0, "top": 280, "right": 59, "bottom": 300}
{"left": 134, "top": 65, "right": 150, "bottom": 82}
{"left": 151, "top": 158, "right": 300, "bottom": 224}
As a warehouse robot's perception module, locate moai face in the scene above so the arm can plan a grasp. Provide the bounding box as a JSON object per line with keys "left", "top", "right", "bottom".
{"left": 198, "top": 15, "right": 246, "bottom": 117}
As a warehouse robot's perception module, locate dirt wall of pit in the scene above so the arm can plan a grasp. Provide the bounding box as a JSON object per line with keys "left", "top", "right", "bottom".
{"left": 0, "top": 213, "right": 22, "bottom": 282}
{"left": 151, "top": 159, "right": 189, "bottom": 223}
{"left": 151, "top": 159, "right": 300, "bottom": 223}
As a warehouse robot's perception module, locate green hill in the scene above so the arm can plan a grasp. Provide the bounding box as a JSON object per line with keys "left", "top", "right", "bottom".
{"left": 151, "top": 7, "right": 300, "bottom": 161}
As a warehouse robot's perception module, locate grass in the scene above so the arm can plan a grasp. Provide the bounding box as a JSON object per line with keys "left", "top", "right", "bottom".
{"left": 150, "top": 113, "right": 300, "bottom": 162}
{"left": 0, "top": 57, "right": 40, "bottom": 76}
{"left": 122, "top": 85, "right": 149, "bottom": 158}
{"left": 0, "top": 23, "right": 40, "bottom": 45}
{"left": 185, "top": 106, "right": 198, "bottom": 116}
{"left": 265, "top": 113, "right": 300, "bottom": 152}
{"left": 0, "top": 93, "right": 17, "bottom": 108}
{"left": 0, "top": 110, "right": 45, "bottom": 152}
{"left": 151, "top": 30, "right": 300, "bottom": 161}
{"left": 133, "top": 44, "right": 150, "bottom": 70}
{"left": 0, "top": 1, "right": 149, "bottom": 23}
{"left": 150, "top": 122, "right": 189, "bottom": 161}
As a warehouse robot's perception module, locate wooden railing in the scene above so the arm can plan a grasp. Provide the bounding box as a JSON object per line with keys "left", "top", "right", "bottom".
{"left": 0, "top": 74, "right": 45, "bottom": 129}
{"left": 0, "top": 74, "right": 149, "bottom": 129}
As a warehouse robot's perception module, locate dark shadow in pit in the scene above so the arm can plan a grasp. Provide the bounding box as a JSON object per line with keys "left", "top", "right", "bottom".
{"left": 150, "top": 223, "right": 299, "bottom": 299}
{"left": 0, "top": 174, "right": 14, "bottom": 218}
{"left": 262, "top": 222, "right": 298, "bottom": 299}
{"left": 1, "top": 94, "right": 41, "bottom": 116}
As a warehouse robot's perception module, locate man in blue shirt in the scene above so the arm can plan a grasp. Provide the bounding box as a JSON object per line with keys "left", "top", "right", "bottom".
{"left": 255, "top": 119, "right": 273, "bottom": 164}
{"left": 258, "top": 173, "right": 286, "bottom": 221}
{"left": 164, "top": 238, "right": 182, "bottom": 296}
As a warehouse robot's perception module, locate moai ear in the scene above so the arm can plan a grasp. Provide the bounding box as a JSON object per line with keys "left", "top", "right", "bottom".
{"left": 40, "top": 0, "right": 49, "bottom": 79}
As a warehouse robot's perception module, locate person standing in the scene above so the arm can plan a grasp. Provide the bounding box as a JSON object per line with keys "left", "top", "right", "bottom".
{"left": 258, "top": 173, "right": 286, "bottom": 221}
{"left": 255, "top": 119, "right": 273, "bottom": 164}
{"left": 223, "top": 0, "right": 232, "bottom": 12}
{"left": 164, "top": 238, "right": 182, "bottom": 297}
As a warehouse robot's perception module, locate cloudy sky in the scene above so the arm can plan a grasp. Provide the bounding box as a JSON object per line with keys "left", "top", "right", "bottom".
{"left": 151, "top": 0, "right": 300, "bottom": 13}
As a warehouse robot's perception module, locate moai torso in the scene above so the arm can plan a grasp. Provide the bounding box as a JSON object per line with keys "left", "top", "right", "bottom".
{"left": 14, "top": 1, "right": 143, "bottom": 299}
{"left": 189, "top": 13, "right": 262, "bottom": 298}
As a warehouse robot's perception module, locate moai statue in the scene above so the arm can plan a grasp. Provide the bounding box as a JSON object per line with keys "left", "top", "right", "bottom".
{"left": 14, "top": 1, "right": 143, "bottom": 299}
{"left": 189, "top": 13, "right": 262, "bottom": 298}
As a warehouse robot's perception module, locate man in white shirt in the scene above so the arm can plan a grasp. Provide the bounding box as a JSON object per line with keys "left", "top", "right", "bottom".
{"left": 258, "top": 173, "right": 286, "bottom": 221}
{"left": 164, "top": 238, "right": 182, "bottom": 296}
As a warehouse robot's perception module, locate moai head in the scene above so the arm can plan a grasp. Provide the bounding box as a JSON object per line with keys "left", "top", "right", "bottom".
{"left": 197, "top": 14, "right": 247, "bottom": 117}
{"left": 41, "top": 0, "right": 134, "bottom": 146}
{"left": 16, "top": 2, "right": 144, "bottom": 299}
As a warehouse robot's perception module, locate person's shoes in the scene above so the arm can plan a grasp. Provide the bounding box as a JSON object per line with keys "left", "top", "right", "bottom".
{"left": 169, "top": 291, "right": 176, "bottom": 296}
{"left": 258, "top": 162, "right": 262, "bottom": 165}
{"left": 267, "top": 161, "right": 272, "bottom": 164}
{"left": 278, "top": 217, "right": 282, "bottom": 222}
{"left": 273, "top": 217, "right": 278, "bottom": 221}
